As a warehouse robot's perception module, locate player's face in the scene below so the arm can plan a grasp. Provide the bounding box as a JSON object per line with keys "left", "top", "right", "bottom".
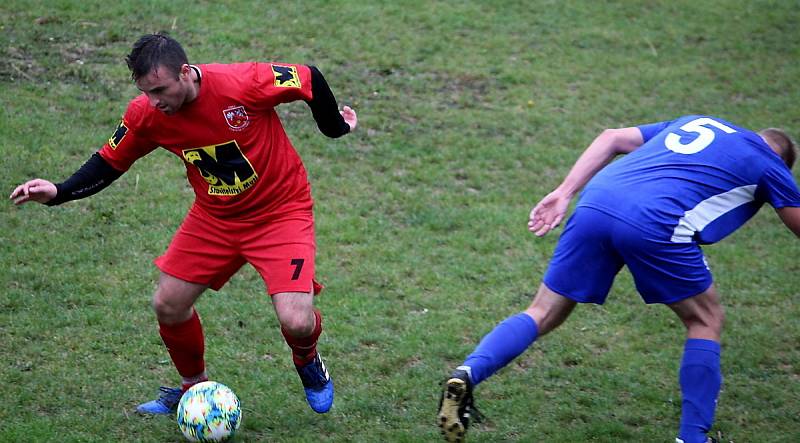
{"left": 135, "top": 64, "right": 192, "bottom": 115}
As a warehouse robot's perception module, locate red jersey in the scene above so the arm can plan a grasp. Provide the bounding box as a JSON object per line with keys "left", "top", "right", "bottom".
{"left": 99, "top": 62, "right": 315, "bottom": 220}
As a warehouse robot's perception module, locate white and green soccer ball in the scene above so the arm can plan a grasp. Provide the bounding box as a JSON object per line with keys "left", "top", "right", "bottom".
{"left": 177, "top": 381, "right": 242, "bottom": 442}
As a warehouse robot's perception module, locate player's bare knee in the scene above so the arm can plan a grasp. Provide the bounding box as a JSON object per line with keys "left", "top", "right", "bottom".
{"left": 152, "top": 297, "right": 177, "bottom": 320}
{"left": 281, "top": 321, "right": 313, "bottom": 337}
{"left": 525, "top": 287, "right": 576, "bottom": 335}
{"left": 151, "top": 290, "right": 191, "bottom": 322}
{"left": 524, "top": 306, "right": 561, "bottom": 336}
{"left": 697, "top": 297, "right": 724, "bottom": 333}
{"left": 706, "top": 304, "right": 725, "bottom": 333}
{"left": 279, "top": 312, "right": 314, "bottom": 337}
{"left": 677, "top": 303, "right": 724, "bottom": 340}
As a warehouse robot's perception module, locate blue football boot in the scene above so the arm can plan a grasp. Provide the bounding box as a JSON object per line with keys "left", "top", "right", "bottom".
{"left": 136, "top": 386, "right": 183, "bottom": 415}
{"left": 295, "top": 353, "right": 334, "bottom": 413}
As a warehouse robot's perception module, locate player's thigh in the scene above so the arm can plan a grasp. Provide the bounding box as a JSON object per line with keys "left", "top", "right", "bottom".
{"left": 612, "top": 224, "right": 712, "bottom": 305}
{"left": 154, "top": 208, "right": 246, "bottom": 291}
{"left": 240, "top": 211, "right": 318, "bottom": 296}
{"left": 543, "top": 207, "right": 624, "bottom": 304}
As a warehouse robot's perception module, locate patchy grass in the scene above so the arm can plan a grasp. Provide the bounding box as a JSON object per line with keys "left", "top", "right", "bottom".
{"left": 2, "top": 1, "right": 799, "bottom": 441}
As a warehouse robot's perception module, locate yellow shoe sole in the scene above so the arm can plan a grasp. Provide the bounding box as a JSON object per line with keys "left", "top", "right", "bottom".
{"left": 438, "top": 377, "right": 467, "bottom": 442}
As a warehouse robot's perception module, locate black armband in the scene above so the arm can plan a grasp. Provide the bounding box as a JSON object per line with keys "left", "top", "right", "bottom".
{"left": 46, "top": 153, "right": 123, "bottom": 206}
{"left": 306, "top": 65, "right": 350, "bottom": 138}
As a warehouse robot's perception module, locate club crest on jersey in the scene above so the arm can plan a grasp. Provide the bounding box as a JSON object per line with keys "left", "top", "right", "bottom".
{"left": 272, "top": 65, "right": 301, "bottom": 88}
{"left": 223, "top": 105, "right": 249, "bottom": 131}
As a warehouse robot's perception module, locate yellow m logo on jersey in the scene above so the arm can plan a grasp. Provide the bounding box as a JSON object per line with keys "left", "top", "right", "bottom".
{"left": 182, "top": 141, "right": 259, "bottom": 196}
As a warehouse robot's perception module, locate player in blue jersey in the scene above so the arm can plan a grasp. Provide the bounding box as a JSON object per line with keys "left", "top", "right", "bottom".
{"left": 437, "top": 115, "right": 800, "bottom": 443}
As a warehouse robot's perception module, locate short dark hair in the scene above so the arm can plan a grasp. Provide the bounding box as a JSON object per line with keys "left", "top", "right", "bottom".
{"left": 759, "top": 128, "right": 797, "bottom": 169}
{"left": 126, "top": 33, "right": 188, "bottom": 81}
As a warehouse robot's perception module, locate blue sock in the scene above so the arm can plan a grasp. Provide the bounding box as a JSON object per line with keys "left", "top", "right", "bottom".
{"left": 460, "top": 313, "right": 539, "bottom": 385}
{"left": 678, "top": 338, "right": 722, "bottom": 443}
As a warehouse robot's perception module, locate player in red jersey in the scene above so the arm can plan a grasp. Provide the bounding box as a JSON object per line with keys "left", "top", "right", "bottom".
{"left": 10, "top": 33, "right": 357, "bottom": 415}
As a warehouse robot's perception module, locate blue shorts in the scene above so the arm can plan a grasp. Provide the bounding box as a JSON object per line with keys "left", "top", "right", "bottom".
{"left": 543, "top": 207, "right": 713, "bottom": 304}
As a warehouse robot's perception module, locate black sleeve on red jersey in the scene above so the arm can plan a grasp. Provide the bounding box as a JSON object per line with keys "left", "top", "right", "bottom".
{"left": 306, "top": 66, "right": 350, "bottom": 138}
{"left": 46, "top": 153, "right": 124, "bottom": 206}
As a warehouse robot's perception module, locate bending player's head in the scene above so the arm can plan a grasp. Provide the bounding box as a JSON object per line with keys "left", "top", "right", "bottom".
{"left": 759, "top": 128, "right": 796, "bottom": 169}
{"left": 126, "top": 33, "right": 196, "bottom": 115}
{"left": 126, "top": 33, "right": 188, "bottom": 81}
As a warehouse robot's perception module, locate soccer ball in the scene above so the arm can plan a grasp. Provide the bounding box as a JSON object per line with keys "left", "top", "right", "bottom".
{"left": 176, "top": 381, "right": 242, "bottom": 442}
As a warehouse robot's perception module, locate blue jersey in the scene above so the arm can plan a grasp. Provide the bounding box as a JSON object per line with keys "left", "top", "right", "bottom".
{"left": 577, "top": 115, "right": 800, "bottom": 244}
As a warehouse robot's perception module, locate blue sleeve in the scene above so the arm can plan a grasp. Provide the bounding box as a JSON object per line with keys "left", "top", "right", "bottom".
{"left": 758, "top": 165, "right": 800, "bottom": 208}
{"left": 637, "top": 120, "right": 672, "bottom": 142}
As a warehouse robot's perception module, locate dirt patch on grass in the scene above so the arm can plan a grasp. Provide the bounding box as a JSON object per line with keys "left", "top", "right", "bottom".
{"left": 1, "top": 18, "right": 120, "bottom": 86}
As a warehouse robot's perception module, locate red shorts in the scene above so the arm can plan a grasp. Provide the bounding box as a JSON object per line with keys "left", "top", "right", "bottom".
{"left": 155, "top": 206, "right": 322, "bottom": 295}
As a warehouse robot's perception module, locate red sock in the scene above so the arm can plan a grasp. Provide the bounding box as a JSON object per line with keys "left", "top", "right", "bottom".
{"left": 181, "top": 372, "right": 208, "bottom": 391}
{"left": 282, "top": 309, "right": 322, "bottom": 366}
{"left": 159, "top": 309, "right": 206, "bottom": 384}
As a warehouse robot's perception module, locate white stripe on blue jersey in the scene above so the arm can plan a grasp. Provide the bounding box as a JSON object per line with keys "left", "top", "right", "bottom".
{"left": 670, "top": 185, "right": 756, "bottom": 243}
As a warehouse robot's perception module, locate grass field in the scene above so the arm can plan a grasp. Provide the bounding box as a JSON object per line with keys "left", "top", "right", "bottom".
{"left": 2, "top": 1, "right": 799, "bottom": 442}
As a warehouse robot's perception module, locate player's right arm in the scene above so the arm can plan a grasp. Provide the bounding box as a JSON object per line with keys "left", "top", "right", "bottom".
{"left": 528, "top": 126, "right": 643, "bottom": 236}
{"left": 10, "top": 179, "right": 57, "bottom": 205}
{"left": 11, "top": 99, "right": 156, "bottom": 206}
{"left": 10, "top": 153, "right": 123, "bottom": 205}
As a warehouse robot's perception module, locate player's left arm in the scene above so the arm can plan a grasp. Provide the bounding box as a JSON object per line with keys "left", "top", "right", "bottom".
{"left": 306, "top": 66, "right": 357, "bottom": 137}
{"left": 776, "top": 206, "right": 800, "bottom": 237}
